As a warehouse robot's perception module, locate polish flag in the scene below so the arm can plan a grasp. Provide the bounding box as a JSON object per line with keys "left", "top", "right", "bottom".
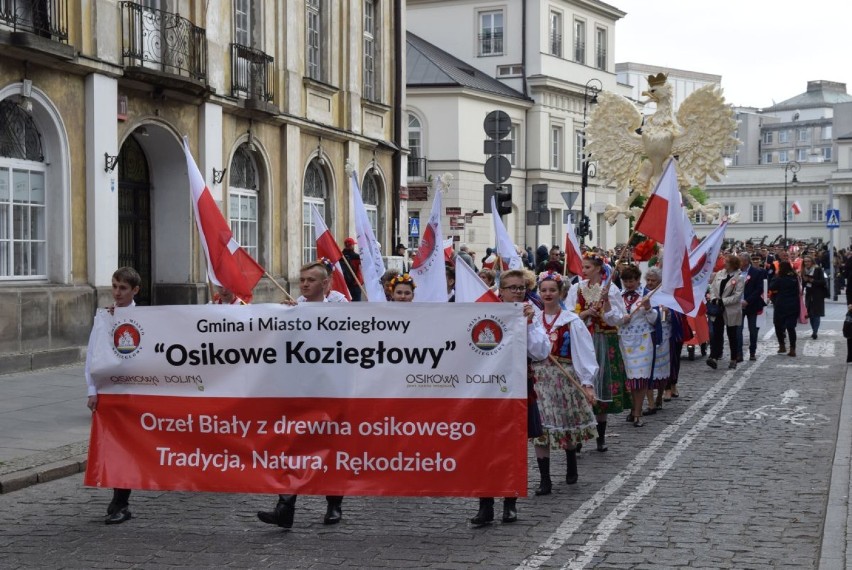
{"left": 791, "top": 201, "right": 802, "bottom": 215}
{"left": 454, "top": 257, "right": 500, "bottom": 303}
{"left": 563, "top": 214, "right": 583, "bottom": 276}
{"left": 350, "top": 169, "right": 387, "bottom": 303}
{"left": 634, "top": 160, "right": 694, "bottom": 314}
{"left": 685, "top": 220, "right": 728, "bottom": 317}
{"left": 310, "top": 205, "right": 352, "bottom": 301}
{"left": 410, "top": 179, "right": 449, "bottom": 302}
{"left": 183, "top": 138, "right": 264, "bottom": 303}
{"left": 491, "top": 196, "right": 522, "bottom": 270}
{"left": 443, "top": 238, "right": 455, "bottom": 263}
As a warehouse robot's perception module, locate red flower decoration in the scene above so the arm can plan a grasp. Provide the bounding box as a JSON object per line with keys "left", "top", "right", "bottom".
{"left": 633, "top": 238, "right": 657, "bottom": 262}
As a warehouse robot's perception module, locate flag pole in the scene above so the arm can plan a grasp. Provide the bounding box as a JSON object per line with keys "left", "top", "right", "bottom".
{"left": 548, "top": 355, "right": 595, "bottom": 405}
{"left": 339, "top": 255, "right": 370, "bottom": 301}
{"left": 263, "top": 271, "right": 297, "bottom": 302}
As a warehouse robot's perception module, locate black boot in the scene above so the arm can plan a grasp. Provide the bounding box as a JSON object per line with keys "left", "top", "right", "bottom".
{"left": 470, "top": 498, "right": 495, "bottom": 526}
{"left": 502, "top": 498, "right": 518, "bottom": 523}
{"left": 596, "top": 422, "right": 608, "bottom": 452}
{"left": 687, "top": 346, "right": 695, "bottom": 361}
{"left": 565, "top": 449, "right": 578, "bottom": 485}
{"left": 534, "top": 457, "right": 552, "bottom": 496}
{"left": 324, "top": 496, "right": 343, "bottom": 525}
{"left": 257, "top": 494, "right": 297, "bottom": 529}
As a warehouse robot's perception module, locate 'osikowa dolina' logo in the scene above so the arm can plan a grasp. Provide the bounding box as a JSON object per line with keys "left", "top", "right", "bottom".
{"left": 112, "top": 320, "right": 144, "bottom": 359}
{"left": 467, "top": 316, "right": 506, "bottom": 356}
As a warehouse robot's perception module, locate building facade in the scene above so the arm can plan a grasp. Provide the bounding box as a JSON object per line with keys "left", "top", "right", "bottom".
{"left": 407, "top": 0, "right": 631, "bottom": 253}
{"left": 615, "top": 61, "right": 721, "bottom": 115}
{"left": 0, "top": 0, "right": 404, "bottom": 371}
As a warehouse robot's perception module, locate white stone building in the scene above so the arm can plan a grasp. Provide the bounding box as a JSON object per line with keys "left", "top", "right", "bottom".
{"left": 407, "top": 0, "right": 632, "bottom": 254}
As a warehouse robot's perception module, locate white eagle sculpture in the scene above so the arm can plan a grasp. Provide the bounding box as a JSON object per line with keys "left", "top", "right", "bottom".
{"left": 585, "top": 72, "right": 739, "bottom": 225}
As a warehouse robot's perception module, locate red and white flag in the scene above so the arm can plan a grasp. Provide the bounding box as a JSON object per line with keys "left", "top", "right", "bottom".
{"left": 310, "top": 205, "right": 352, "bottom": 301}
{"left": 563, "top": 214, "right": 583, "bottom": 276}
{"left": 686, "top": 220, "right": 728, "bottom": 317}
{"left": 410, "top": 179, "right": 449, "bottom": 302}
{"left": 454, "top": 257, "right": 500, "bottom": 303}
{"left": 350, "top": 170, "right": 387, "bottom": 303}
{"left": 634, "top": 160, "right": 694, "bottom": 314}
{"left": 443, "top": 238, "right": 455, "bottom": 263}
{"left": 791, "top": 201, "right": 802, "bottom": 215}
{"left": 183, "top": 138, "right": 264, "bottom": 303}
{"left": 491, "top": 196, "right": 522, "bottom": 270}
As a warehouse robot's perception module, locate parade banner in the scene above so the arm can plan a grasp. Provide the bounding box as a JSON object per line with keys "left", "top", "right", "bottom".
{"left": 84, "top": 303, "right": 528, "bottom": 497}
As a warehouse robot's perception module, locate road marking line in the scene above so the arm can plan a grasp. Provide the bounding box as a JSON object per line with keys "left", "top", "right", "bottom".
{"left": 563, "top": 353, "right": 769, "bottom": 569}
{"left": 516, "top": 352, "right": 759, "bottom": 568}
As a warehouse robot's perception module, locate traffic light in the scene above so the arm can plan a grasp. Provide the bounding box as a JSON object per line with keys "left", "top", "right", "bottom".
{"left": 495, "top": 186, "right": 513, "bottom": 216}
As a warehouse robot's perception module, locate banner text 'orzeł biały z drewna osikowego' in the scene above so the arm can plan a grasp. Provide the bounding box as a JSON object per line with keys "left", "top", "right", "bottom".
{"left": 84, "top": 303, "right": 529, "bottom": 496}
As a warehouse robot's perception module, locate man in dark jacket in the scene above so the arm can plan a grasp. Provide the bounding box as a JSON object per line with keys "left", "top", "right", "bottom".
{"left": 341, "top": 238, "right": 363, "bottom": 301}
{"left": 740, "top": 253, "right": 767, "bottom": 361}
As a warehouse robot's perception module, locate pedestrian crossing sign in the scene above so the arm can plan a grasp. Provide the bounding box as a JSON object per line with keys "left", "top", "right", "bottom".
{"left": 826, "top": 208, "right": 841, "bottom": 229}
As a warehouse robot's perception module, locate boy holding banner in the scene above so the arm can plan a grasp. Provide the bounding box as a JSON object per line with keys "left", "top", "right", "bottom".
{"left": 85, "top": 267, "right": 141, "bottom": 525}
{"left": 257, "top": 261, "right": 347, "bottom": 529}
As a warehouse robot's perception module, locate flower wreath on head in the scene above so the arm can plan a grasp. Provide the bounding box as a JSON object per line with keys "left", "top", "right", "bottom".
{"left": 317, "top": 257, "right": 336, "bottom": 274}
{"left": 582, "top": 251, "right": 605, "bottom": 264}
{"left": 388, "top": 273, "right": 416, "bottom": 291}
{"left": 536, "top": 270, "right": 563, "bottom": 285}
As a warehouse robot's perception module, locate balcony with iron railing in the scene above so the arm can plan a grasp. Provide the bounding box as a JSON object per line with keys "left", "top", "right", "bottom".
{"left": 478, "top": 32, "right": 503, "bottom": 56}
{"left": 121, "top": 1, "right": 207, "bottom": 87}
{"left": 574, "top": 40, "right": 585, "bottom": 64}
{"left": 231, "top": 43, "right": 275, "bottom": 108}
{"left": 407, "top": 156, "right": 428, "bottom": 180}
{"left": 549, "top": 32, "right": 562, "bottom": 58}
{"left": 596, "top": 47, "right": 607, "bottom": 70}
{"left": 0, "top": 0, "right": 68, "bottom": 41}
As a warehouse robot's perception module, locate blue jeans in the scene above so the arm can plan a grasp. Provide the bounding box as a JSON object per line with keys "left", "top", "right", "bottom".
{"left": 810, "top": 314, "right": 821, "bottom": 335}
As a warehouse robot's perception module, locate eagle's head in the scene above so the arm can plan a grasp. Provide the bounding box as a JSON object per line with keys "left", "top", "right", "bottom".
{"left": 641, "top": 81, "right": 672, "bottom": 104}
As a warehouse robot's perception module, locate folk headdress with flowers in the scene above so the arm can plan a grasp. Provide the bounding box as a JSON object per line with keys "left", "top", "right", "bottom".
{"left": 388, "top": 273, "right": 416, "bottom": 290}
{"left": 536, "top": 270, "right": 564, "bottom": 285}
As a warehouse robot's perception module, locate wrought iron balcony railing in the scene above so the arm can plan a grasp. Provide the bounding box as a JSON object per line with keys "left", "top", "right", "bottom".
{"left": 596, "top": 47, "right": 607, "bottom": 70}
{"left": 478, "top": 32, "right": 503, "bottom": 56}
{"left": 121, "top": 1, "right": 207, "bottom": 82}
{"left": 0, "top": 0, "right": 68, "bottom": 42}
{"left": 231, "top": 43, "right": 274, "bottom": 102}
{"left": 574, "top": 40, "right": 585, "bottom": 63}
{"left": 549, "top": 32, "right": 562, "bottom": 57}
{"left": 407, "top": 156, "right": 428, "bottom": 179}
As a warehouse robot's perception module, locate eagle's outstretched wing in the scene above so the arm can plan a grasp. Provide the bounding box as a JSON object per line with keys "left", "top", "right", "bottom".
{"left": 672, "top": 84, "right": 739, "bottom": 188}
{"left": 585, "top": 92, "right": 644, "bottom": 191}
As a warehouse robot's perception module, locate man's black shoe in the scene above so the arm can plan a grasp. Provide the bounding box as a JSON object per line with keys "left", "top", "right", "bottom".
{"left": 105, "top": 507, "right": 131, "bottom": 525}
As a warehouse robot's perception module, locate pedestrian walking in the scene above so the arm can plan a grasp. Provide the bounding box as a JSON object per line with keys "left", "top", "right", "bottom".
{"left": 565, "top": 254, "right": 628, "bottom": 451}
{"left": 844, "top": 304, "right": 852, "bottom": 363}
{"left": 85, "top": 266, "right": 141, "bottom": 525}
{"left": 768, "top": 261, "right": 801, "bottom": 357}
{"left": 529, "top": 271, "right": 598, "bottom": 495}
{"left": 470, "top": 269, "right": 550, "bottom": 526}
{"left": 707, "top": 255, "right": 745, "bottom": 370}
{"left": 740, "top": 253, "right": 767, "bottom": 361}
{"left": 801, "top": 255, "right": 828, "bottom": 339}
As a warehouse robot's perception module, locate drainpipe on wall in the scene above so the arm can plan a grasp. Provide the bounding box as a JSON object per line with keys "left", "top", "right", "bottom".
{"left": 391, "top": 0, "right": 403, "bottom": 246}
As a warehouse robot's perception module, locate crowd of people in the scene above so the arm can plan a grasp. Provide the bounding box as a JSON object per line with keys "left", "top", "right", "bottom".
{"left": 86, "top": 237, "right": 845, "bottom": 528}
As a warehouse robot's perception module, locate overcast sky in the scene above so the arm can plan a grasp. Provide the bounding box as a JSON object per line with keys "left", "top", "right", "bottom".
{"left": 613, "top": 1, "right": 851, "bottom": 108}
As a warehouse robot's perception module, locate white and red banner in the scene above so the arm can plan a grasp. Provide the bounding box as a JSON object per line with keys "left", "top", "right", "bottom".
{"left": 454, "top": 257, "right": 500, "bottom": 303}
{"left": 686, "top": 220, "right": 728, "bottom": 317}
{"left": 183, "top": 138, "right": 264, "bottom": 302}
{"left": 491, "top": 196, "right": 522, "bottom": 270}
{"left": 410, "top": 181, "right": 449, "bottom": 302}
{"left": 563, "top": 214, "right": 583, "bottom": 276}
{"left": 634, "top": 160, "right": 695, "bottom": 314}
{"left": 310, "top": 205, "right": 352, "bottom": 301}
{"left": 351, "top": 170, "right": 387, "bottom": 303}
{"left": 84, "top": 304, "right": 527, "bottom": 496}
{"left": 791, "top": 200, "right": 802, "bottom": 215}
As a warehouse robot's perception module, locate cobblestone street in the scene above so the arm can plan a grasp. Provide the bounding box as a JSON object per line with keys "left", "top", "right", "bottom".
{"left": 1, "top": 304, "right": 848, "bottom": 569}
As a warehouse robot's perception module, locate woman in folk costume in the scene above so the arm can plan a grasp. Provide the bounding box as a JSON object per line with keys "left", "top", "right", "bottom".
{"left": 530, "top": 271, "right": 598, "bottom": 495}
{"left": 615, "top": 265, "right": 659, "bottom": 427}
{"left": 566, "top": 253, "right": 627, "bottom": 451}
{"left": 643, "top": 267, "right": 682, "bottom": 409}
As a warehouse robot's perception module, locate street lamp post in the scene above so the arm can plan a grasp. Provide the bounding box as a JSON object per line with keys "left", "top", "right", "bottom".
{"left": 783, "top": 160, "right": 800, "bottom": 248}
{"left": 579, "top": 78, "right": 602, "bottom": 246}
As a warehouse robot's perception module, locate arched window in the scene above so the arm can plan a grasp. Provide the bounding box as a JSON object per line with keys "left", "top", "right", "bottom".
{"left": 0, "top": 99, "right": 46, "bottom": 278}
{"left": 362, "top": 169, "right": 382, "bottom": 245}
{"left": 303, "top": 158, "right": 331, "bottom": 263}
{"left": 228, "top": 144, "right": 259, "bottom": 261}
